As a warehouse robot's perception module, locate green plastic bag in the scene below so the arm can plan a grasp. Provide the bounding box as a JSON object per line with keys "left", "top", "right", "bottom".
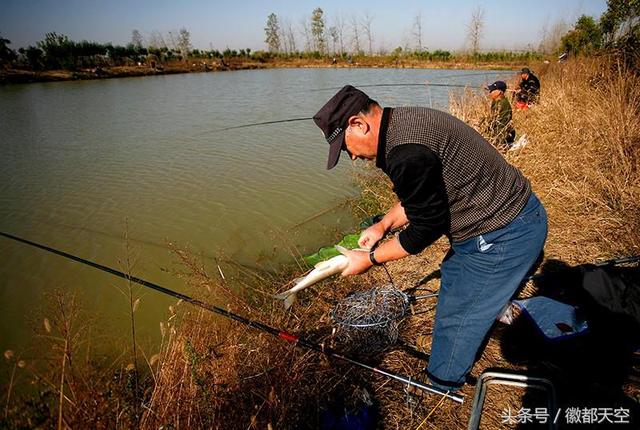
{"left": 303, "top": 234, "right": 360, "bottom": 267}
{"left": 303, "top": 214, "right": 384, "bottom": 267}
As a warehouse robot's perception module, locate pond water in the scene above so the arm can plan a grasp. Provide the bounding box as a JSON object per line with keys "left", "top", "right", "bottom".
{"left": 0, "top": 67, "right": 511, "bottom": 355}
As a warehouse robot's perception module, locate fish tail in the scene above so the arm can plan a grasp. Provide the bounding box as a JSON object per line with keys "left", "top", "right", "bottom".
{"left": 284, "top": 293, "right": 297, "bottom": 310}
{"left": 273, "top": 291, "right": 291, "bottom": 301}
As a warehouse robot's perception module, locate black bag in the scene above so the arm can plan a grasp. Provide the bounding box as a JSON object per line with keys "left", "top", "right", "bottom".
{"left": 580, "top": 264, "right": 640, "bottom": 326}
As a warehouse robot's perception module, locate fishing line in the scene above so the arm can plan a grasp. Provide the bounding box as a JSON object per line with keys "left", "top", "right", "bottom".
{"left": 422, "top": 70, "right": 516, "bottom": 80}
{"left": 310, "top": 82, "right": 470, "bottom": 92}
{"left": 0, "top": 230, "right": 464, "bottom": 403}
{"left": 309, "top": 70, "right": 516, "bottom": 93}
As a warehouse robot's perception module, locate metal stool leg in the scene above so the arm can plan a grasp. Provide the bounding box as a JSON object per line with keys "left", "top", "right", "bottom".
{"left": 467, "top": 370, "right": 557, "bottom": 430}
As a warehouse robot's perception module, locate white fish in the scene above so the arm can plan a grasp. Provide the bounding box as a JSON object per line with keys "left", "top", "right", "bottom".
{"left": 275, "top": 245, "right": 353, "bottom": 310}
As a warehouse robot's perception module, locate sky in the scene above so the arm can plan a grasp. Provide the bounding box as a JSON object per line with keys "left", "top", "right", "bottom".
{"left": 1, "top": 0, "right": 608, "bottom": 52}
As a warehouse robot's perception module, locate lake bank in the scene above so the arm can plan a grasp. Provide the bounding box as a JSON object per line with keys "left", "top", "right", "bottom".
{"left": 0, "top": 56, "right": 529, "bottom": 85}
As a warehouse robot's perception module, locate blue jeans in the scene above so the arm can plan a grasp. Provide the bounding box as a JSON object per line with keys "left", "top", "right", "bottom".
{"left": 426, "top": 193, "right": 548, "bottom": 391}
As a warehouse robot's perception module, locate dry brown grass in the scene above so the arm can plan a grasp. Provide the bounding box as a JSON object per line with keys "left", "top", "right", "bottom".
{"left": 451, "top": 57, "right": 640, "bottom": 263}
{"left": 513, "top": 58, "right": 639, "bottom": 261}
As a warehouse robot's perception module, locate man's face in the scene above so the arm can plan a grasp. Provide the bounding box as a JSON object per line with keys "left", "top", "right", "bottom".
{"left": 521, "top": 72, "right": 529, "bottom": 80}
{"left": 489, "top": 89, "right": 502, "bottom": 100}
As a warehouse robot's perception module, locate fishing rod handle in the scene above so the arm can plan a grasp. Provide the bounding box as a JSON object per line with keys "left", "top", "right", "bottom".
{"left": 374, "top": 368, "right": 465, "bottom": 404}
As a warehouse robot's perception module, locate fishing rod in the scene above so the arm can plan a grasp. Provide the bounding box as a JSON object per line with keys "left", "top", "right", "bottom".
{"left": 186, "top": 117, "right": 314, "bottom": 137}
{"left": 195, "top": 73, "right": 513, "bottom": 134}
{"left": 213, "top": 117, "right": 314, "bottom": 132}
{"left": 196, "top": 83, "right": 467, "bottom": 134}
{"left": 0, "top": 230, "right": 464, "bottom": 404}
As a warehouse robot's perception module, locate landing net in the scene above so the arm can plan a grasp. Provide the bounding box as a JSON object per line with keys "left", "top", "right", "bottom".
{"left": 330, "top": 284, "right": 410, "bottom": 353}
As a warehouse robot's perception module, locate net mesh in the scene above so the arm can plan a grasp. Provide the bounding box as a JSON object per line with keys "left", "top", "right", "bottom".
{"left": 330, "top": 284, "right": 410, "bottom": 354}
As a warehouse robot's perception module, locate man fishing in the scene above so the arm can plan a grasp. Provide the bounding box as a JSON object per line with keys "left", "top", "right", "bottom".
{"left": 313, "top": 85, "right": 548, "bottom": 392}
{"left": 515, "top": 67, "right": 540, "bottom": 105}
{"left": 483, "top": 80, "right": 516, "bottom": 147}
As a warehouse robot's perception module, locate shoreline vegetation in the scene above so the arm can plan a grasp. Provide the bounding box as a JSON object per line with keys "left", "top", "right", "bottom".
{"left": 0, "top": 32, "right": 545, "bottom": 85}
{"left": 0, "top": 55, "right": 534, "bottom": 85}
{"left": 3, "top": 53, "right": 638, "bottom": 429}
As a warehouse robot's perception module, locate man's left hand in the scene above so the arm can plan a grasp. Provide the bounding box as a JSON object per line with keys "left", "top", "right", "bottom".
{"left": 337, "top": 248, "right": 372, "bottom": 276}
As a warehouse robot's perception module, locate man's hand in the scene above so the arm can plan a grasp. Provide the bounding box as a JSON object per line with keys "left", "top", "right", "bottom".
{"left": 337, "top": 248, "right": 372, "bottom": 276}
{"left": 358, "top": 222, "right": 386, "bottom": 249}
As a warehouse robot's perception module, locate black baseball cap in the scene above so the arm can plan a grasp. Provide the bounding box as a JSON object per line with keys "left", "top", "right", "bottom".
{"left": 486, "top": 81, "right": 507, "bottom": 92}
{"left": 313, "top": 85, "right": 370, "bottom": 169}
{"left": 521, "top": 67, "right": 531, "bottom": 74}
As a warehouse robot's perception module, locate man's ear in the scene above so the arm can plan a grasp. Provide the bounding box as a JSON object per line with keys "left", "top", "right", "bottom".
{"left": 348, "top": 115, "right": 369, "bottom": 134}
{"left": 347, "top": 115, "right": 362, "bottom": 129}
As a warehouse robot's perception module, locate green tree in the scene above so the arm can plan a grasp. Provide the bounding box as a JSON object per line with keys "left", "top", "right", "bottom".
{"left": 600, "top": 0, "right": 640, "bottom": 69}
{"left": 311, "top": 7, "right": 326, "bottom": 53}
{"left": 18, "top": 46, "right": 43, "bottom": 69}
{"left": 561, "top": 15, "right": 602, "bottom": 55}
{"left": 38, "top": 32, "right": 75, "bottom": 69}
{"left": 0, "top": 36, "right": 17, "bottom": 66}
{"left": 600, "top": 0, "right": 640, "bottom": 40}
{"left": 264, "top": 13, "right": 281, "bottom": 53}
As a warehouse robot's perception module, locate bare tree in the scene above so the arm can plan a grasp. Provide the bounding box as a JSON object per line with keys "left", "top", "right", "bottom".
{"left": 286, "top": 19, "right": 297, "bottom": 53}
{"left": 412, "top": 12, "right": 424, "bottom": 52}
{"left": 333, "top": 13, "right": 346, "bottom": 55}
{"left": 361, "top": 12, "right": 374, "bottom": 55}
{"left": 148, "top": 31, "right": 167, "bottom": 49}
{"left": 466, "top": 7, "right": 485, "bottom": 54}
{"left": 167, "top": 31, "right": 178, "bottom": 51}
{"left": 299, "top": 16, "right": 312, "bottom": 52}
{"left": 131, "top": 30, "right": 143, "bottom": 49}
{"left": 350, "top": 14, "right": 361, "bottom": 54}
{"left": 279, "top": 19, "right": 289, "bottom": 54}
{"left": 539, "top": 18, "right": 569, "bottom": 54}
{"left": 539, "top": 18, "right": 549, "bottom": 53}
{"left": 328, "top": 26, "right": 339, "bottom": 55}
{"left": 177, "top": 28, "right": 191, "bottom": 59}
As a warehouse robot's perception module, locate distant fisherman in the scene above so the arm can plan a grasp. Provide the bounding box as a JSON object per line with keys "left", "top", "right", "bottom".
{"left": 313, "top": 85, "right": 548, "bottom": 393}
{"left": 484, "top": 80, "right": 515, "bottom": 148}
{"left": 515, "top": 67, "right": 540, "bottom": 107}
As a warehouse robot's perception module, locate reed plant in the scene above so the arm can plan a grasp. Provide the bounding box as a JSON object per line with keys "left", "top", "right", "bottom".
{"left": 1, "top": 290, "right": 155, "bottom": 429}
{"left": 451, "top": 56, "right": 640, "bottom": 262}
{"left": 516, "top": 58, "right": 639, "bottom": 260}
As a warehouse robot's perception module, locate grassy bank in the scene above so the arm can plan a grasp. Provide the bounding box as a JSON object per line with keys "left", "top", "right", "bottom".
{"left": 2, "top": 55, "right": 638, "bottom": 429}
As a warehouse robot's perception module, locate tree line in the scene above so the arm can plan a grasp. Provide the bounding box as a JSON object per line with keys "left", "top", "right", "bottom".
{"left": 0, "top": 27, "right": 234, "bottom": 71}
{"left": 1, "top": 1, "right": 637, "bottom": 72}
{"left": 263, "top": 2, "right": 639, "bottom": 59}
